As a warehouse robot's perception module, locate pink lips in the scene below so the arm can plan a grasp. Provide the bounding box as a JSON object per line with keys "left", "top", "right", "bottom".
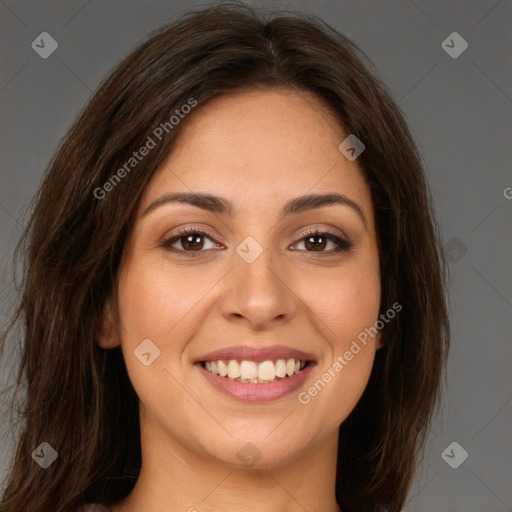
{"left": 194, "top": 344, "right": 316, "bottom": 403}
{"left": 195, "top": 344, "right": 315, "bottom": 364}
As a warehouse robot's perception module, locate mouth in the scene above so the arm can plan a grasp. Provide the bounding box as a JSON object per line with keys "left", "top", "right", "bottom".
{"left": 200, "top": 358, "right": 310, "bottom": 383}
{"left": 194, "top": 345, "right": 316, "bottom": 403}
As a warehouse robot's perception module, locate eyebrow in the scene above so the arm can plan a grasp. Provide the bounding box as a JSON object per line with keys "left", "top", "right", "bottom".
{"left": 142, "top": 191, "right": 367, "bottom": 228}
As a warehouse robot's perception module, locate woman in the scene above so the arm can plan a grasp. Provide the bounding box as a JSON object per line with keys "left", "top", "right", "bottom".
{"left": 0, "top": 2, "right": 450, "bottom": 511}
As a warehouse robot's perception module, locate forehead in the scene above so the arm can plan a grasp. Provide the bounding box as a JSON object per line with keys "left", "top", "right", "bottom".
{"left": 139, "top": 88, "right": 373, "bottom": 222}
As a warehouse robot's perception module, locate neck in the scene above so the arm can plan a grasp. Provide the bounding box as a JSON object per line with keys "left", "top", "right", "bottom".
{"left": 110, "top": 412, "right": 342, "bottom": 512}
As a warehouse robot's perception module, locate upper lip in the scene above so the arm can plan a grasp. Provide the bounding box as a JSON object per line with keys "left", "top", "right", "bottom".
{"left": 195, "top": 344, "right": 316, "bottom": 363}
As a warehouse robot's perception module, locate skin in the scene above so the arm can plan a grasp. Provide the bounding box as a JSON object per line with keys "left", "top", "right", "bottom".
{"left": 98, "top": 88, "right": 382, "bottom": 512}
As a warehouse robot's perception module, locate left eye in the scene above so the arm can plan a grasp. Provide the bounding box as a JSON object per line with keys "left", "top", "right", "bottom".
{"left": 292, "top": 231, "right": 352, "bottom": 253}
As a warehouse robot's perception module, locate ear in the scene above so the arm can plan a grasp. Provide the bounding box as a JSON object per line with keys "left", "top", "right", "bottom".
{"left": 96, "top": 297, "right": 120, "bottom": 349}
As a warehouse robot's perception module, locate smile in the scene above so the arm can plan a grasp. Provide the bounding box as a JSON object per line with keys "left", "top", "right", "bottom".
{"left": 194, "top": 344, "right": 316, "bottom": 403}
{"left": 201, "top": 358, "right": 309, "bottom": 383}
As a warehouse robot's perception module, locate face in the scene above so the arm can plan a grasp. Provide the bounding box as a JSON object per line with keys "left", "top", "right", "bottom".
{"left": 98, "top": 88, "right": 381, "bottom": 468}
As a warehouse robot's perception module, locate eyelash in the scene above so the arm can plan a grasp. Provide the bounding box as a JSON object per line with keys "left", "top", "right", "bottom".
{"left": 161, "top": 227, "right": 353, "bottom": 257}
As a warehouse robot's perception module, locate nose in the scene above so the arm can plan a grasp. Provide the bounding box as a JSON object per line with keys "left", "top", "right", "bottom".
{"left": 220, "top": 246, "right": 298, "bottom": 330}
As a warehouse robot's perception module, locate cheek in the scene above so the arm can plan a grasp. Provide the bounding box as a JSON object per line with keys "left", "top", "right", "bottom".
{"left": 295, "top": 259, "right": 380, "bottom": 422}
{"left": 115, "top": 262, "right": 211, "bottom": 396}
{"left": 300, "top": 259, "right": 381, "bottom": 349}
{"left": 115, "top": 261, "right": 209, "bottom": 421}
{"left": 117, "top": 261, "right": 213, "bottom": 340}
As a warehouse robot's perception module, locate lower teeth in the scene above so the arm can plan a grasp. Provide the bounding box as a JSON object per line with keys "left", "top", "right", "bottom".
{"left": 236, "top": 376, "right": 289, "bottom": 384}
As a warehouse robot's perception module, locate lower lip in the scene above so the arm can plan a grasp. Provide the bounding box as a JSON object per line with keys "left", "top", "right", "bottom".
{"left": 196, "top": 363, "right": 315, "bottom": 403}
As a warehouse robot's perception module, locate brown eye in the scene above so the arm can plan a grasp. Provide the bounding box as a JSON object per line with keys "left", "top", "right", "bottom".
{"left": 303, "top": 235, "right": 328, "bottom": 251}
{"left": 293, "top": 230, "right": 353, "bottom": 253}
{"left": 162, "top": 228, "right": 222, "bottom": 255}
{"left": 179, "top": 233, "right": 205, "bottom": 251}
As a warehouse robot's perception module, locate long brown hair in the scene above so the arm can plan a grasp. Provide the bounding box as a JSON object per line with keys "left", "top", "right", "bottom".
{"left": 0, "top": 2, "right": 450, "bottom": 511}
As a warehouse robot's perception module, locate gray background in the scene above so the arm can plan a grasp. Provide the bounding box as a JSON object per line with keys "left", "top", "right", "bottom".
{"left": 0, "top": 1, "right": 511, "bottom": 511}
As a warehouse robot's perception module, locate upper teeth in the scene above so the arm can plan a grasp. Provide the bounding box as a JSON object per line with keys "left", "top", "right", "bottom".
{"left": 203, "top": 358, "right": 307, "bottom": 383}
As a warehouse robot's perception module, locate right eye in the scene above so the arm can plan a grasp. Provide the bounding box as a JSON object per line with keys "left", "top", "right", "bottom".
{"left": 161, "top": 227, "right": 225, "bottom": 256}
